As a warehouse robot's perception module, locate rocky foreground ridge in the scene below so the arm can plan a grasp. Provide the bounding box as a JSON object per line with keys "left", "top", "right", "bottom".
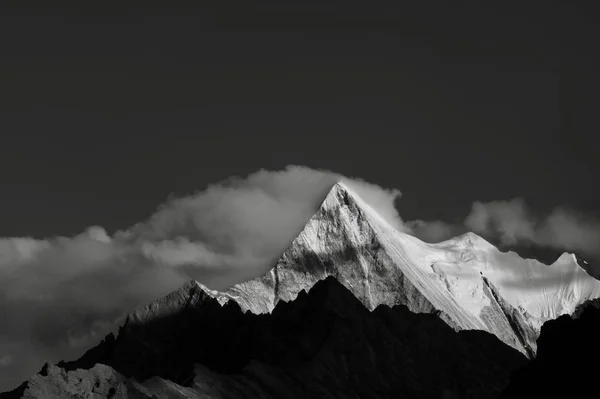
{"left": 2, "top": 277, "right": 528, "bottom": 398}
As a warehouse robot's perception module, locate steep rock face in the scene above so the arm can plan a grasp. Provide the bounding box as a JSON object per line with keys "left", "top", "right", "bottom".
{"left": 479, "top": 277, "right": 537, "bottom": 357}
{"left": 4, "top": 277, "right": 528, "bottom": 399}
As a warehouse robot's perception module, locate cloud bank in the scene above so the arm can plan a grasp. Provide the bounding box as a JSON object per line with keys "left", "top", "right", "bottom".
{"left": 464, "top": 199, "right": 600, "bottom": 257}
{"left": 409, "top": 198, "right": 600, "bottom": 258}
{"left": 0, "top": 229, "right": 190, "bottom": 390}
{"left": 0, "top": 164, "right": 598, "bottom": 391}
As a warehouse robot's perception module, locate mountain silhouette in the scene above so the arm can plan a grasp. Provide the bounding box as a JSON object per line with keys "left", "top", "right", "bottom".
{"left": 3, "top": 276, "right": 527, "bottom": 398}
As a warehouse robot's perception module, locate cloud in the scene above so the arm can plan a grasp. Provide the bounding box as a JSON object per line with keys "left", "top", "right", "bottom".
{"left": 464, "top": 199, "right": 600, "bottom": 257}
{"left": 0, "top": 165, "right": 406, "bottom": 391}
{"left": 539, "top": 208, "right": 600, "bottom": 255}
{"left": 465, "top": 199, "right": 537, "bottom": 245}
{"left": 406, "top": 219, "right": 465, "bottom": 243}
{"left": 118, "top": 165, "right": 408, "bottom": 287}
{"left": 408, "top": 198, "right": 600, "bottom": 260}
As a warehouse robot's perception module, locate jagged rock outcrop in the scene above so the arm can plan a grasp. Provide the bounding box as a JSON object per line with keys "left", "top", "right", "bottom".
{"left": 3, "top": 277, "right": 528, "bottom": 399}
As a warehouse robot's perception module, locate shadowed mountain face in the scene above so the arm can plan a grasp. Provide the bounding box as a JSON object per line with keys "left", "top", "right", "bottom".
{"left": 500, "top": 304, "right": 600, "bottom": 398}
{"left": 3, "top": 277, "right": 527, "bottom": 399}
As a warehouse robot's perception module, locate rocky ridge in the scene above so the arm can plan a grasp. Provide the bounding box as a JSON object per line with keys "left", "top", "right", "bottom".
{"left": 3, "top": 277, "right": 528, "bottom": 399}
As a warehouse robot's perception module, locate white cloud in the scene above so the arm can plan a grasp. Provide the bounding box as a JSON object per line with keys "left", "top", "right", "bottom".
{"left": 465, "top": 199, "right": 536, "bottom": 245}
{"left": 464, "top": 199, "right": 600, "bottom": 256}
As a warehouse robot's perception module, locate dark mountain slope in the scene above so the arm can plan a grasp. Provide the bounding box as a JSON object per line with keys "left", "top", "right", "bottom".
{"left": 500, "top": 304, "right": 600, "bottom": 398}
{"left": 3, "top": 277, "right": 527, "bottom": 399}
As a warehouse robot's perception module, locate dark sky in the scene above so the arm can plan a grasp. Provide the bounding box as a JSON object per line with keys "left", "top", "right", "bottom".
{"left": 0, "top": 2, "right": 598, "bottom": 239}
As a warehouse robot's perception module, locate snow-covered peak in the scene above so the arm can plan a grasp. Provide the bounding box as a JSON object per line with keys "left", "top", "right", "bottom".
{"left": 214, "top": 182, "right": 526, "bottom": 353}
{"left": 124, "top": 182, "right": 600, "bottom": 357}
{"left": 552, "top": 252, "right": 578, "bottom": 265}
{"left": 441, "top": 232, "right": 497, "bottom": 252}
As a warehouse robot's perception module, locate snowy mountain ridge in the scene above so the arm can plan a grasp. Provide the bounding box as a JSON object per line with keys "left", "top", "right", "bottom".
{"left": 128, "top": 182, "right": 600, "bottom": 357}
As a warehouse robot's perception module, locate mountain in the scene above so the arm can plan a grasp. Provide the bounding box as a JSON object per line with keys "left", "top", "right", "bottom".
{"left": 130, "top": 182, "right": 600, "bottom": 358}
{"left": 2, "top": 277, "right": 528, "bottom": 399}
{"left": 3, "top": 181, "right": 599, "bottom": 398}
